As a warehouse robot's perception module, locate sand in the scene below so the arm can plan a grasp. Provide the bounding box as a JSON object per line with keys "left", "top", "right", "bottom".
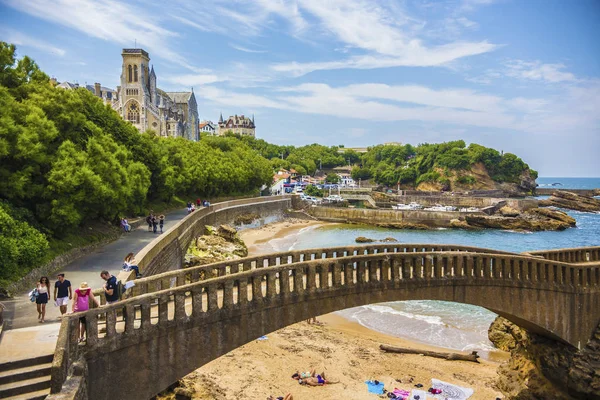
{"left": 176, "top": 219, "right": 506, "bottom": 400}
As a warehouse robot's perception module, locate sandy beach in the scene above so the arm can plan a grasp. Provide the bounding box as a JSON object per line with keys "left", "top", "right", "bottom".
{"left": 174, "top": 219, "right": 506, "bottom": 400}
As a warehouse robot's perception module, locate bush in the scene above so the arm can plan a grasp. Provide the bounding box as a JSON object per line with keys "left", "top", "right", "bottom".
{"left": 457, "top": 175, "right": 476, "bottom": 185}
{"left": 304, "top": 185, "right": 324, "bottom": 197}
{"left": 416, "top": 171, "right": 441, "bottom": 185}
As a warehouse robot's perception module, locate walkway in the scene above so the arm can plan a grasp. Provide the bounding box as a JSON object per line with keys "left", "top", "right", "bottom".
{"left": 0, "top": 208, "right": 189, "bottom": 361}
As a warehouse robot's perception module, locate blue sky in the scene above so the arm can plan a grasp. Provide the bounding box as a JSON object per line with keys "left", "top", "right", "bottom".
{"left": 1, "top": 0, "right": 599, "bottom": 176}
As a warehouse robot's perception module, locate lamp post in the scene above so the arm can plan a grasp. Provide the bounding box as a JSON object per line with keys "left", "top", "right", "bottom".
{"left": 359, "top": 178, "right": 361, "bottom": 188}
{"left": 318, "top": 158, "right": 322, "bottom": 171}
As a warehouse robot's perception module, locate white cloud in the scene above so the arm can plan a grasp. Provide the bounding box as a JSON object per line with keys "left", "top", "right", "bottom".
{"left": 163, "top": 74, "right": 223, "bottom": 87}
{"left": 229, "top": 44, "right": 267, "bottom": 54}
{"left": 505, "top": 60, "right": 576, "bottom": 83}
{"left": 2, "top": 0, "right": 198, "bottom": 70}
{"left": 1, "top": 28, "right": 66, "bottom": 56}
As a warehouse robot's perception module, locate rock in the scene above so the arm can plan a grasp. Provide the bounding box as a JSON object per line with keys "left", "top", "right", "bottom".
{"left": 355, "top": 236, "right": 375, "bottom": 243}
{"left": 380, "top": 237, "right": 398, "bottom": 243}
{"left": 541, "top": 191, "right": 600, "bottom": 212}
{"left": 233, "top": 213, "right": 260, "bottom": 225}
{"left": 449, "top": 218, "right": 481, "bottom": 231}
{"left": 489, "top": 316, "right": 600, "bottom": 400}
{"left": 217, "top": 224, "right": 237, "bottom": 241}
{"left": 498, "top": 206, "right": 520, "bottom": 217}
{"left": 174, "top": 387, "right": 194, "bottom": 400}
{"left": 527, "top": 208, "right": 576, "bottom": 226}
{"left": 465, "top": 213, "right": 573, "bottom": 231}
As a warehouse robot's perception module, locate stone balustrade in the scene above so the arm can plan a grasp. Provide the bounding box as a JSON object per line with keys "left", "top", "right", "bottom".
{"left": 527, "top": 246, "right": 600, "bottom": 264}
{"left": 49, "top": 248, "right": 600, "bottom": 400}
{"left": 127, "top": 243, "right": 519, "bottom": 298}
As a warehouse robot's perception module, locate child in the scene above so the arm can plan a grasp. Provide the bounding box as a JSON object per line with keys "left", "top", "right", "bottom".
{"left": 159, "top": 215, "right": 165, "bottom": 233}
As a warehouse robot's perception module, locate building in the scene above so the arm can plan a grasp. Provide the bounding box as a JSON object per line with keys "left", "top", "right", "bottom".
{"left": 116, "top": 49, "right": 199, "bottom": 140}
{"left": 218, "top": 113, "right": 255, "bottom": 136}
{"left": 199, "top": 120, "right": 217, "bottom": 135}
{"left": 58, "top": 48, "right": 199, "bottom": 141}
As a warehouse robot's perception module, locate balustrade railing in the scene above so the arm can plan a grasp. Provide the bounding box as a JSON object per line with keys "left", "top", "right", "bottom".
{"left": 527, "top": 246, "right": 600, "bottom": 263}
{"left": 126, "top": 244, "right": 519, "bottom": 298}
{"left": 70, "top": 251, "right": 600, "bottom": 355}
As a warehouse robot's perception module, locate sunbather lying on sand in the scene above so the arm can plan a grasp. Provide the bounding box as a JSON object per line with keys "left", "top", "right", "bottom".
{"left": 291, "top": 369, "right": 317, "bottom": 380}
{"left": 267, "top": 394, "right": 293, "bottom": 400}
{"left": 297, "top": 372, "right": 338, "bottom": 386}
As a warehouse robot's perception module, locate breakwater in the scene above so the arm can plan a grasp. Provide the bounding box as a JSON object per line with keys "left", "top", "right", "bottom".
{"left": 379, "top": 195, "right": 538, "bottom": 211}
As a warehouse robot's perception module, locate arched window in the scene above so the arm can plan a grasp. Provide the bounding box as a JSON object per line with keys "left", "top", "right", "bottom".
{"left": 128, "top": 65, "right": 132, "bottom": 82}
{"left": 134, "top": 65, "right": 138, "bottom": 82}
{"left": 127, "top": 102, "right": 140, "bottom": 124}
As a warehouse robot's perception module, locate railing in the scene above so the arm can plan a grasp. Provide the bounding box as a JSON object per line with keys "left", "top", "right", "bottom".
{"left": 69, "top": 251, "right": 600, "bottom": 354}
{"left": 125, "top": 244, "right": 520, "bottom": 298}
{"left": 527, "top": 246, "right": 600, "bottom": 263}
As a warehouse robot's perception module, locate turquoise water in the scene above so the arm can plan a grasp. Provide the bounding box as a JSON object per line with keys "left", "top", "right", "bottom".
{"left": 262, "top": 179, "right": 600, "bottom": 356}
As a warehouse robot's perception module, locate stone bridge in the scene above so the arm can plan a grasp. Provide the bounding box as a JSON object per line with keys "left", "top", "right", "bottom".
{"left": 48, "top": 240, "right": 600, "bottom": 400}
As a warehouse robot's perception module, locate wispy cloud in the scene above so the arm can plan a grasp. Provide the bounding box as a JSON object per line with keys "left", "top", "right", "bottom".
{"left": 504, "top": 60, "right": 576, "bottom": 83}
{"left": 1, "top": 0, "right": 200, "bottom": 70}
{"left": 229, "top": 43, "right": 267, "bottom": 54}
{"left": 0, "top": 28, "right": 66, "bottom": 56}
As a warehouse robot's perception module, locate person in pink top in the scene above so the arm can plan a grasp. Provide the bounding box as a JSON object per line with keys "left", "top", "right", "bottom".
{"left": 72, "top": 282, "right": 100, "bottom": 343}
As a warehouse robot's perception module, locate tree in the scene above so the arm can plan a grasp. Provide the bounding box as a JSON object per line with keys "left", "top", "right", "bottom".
{"left": 325, "top": 174, "right": 340, "bottom": 183}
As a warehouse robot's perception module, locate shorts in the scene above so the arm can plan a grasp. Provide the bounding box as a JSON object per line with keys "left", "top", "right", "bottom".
{"left": 317, "top": 375, "right": 325, "bottom": 384}
{"left": 55, "top": 297, "right": 69, "bottom": 306}
{"left": 79, "top": 316, "right": 87, "bottom": 324}
{"left": 36, "top": 292, "right": 48, "bottom": 304}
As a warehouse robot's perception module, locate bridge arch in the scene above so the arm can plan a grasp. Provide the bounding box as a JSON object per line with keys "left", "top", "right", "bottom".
{"left": 50, "top": 250, "right": 600, "bottom": 400}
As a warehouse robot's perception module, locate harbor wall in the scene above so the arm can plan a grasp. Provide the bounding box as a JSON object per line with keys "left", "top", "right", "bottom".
{"left": 379, "top": 195, "right": 538, "bottom": 211}
{"left": 307, "top": 206, "right": 480, "bottom": 227}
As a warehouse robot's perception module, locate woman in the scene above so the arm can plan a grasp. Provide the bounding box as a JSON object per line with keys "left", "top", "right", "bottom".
{"left": 36, "top": 276, "right": 50, "bottom": 322}
{"left": 159, "top": 215, "right": 165, "bottom": 233}
{"left": 123, "top": 252, "right": 142, "bottom": 278}
{"left": 72, "top": 282, "right": 99, "bottom": 343}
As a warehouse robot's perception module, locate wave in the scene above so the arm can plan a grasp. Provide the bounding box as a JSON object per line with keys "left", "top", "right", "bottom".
{"left": 360, "top": 304, "right": 444, "bottom": 325}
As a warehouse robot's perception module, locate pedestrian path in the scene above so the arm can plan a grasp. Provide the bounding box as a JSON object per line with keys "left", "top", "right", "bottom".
{"left": 2, "top": 208, "right": 189, "bottom": 333}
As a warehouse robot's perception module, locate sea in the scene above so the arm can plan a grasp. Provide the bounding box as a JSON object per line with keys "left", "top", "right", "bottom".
{"left": 262, "top": 177, "right": 600, "bottom": 358}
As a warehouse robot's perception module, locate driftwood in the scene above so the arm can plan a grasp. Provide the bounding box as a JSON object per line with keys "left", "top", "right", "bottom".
{"left": 380, "top": 344, "right": 480, "bottom": 363}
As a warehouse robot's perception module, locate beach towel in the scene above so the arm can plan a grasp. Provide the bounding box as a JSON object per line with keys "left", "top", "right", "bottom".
{"left": 410, "top": 389, "right": 427, "bottom": 400}
{"left": 430, "top": 378, "right": 474, "bottom": 400}
{"left": 256, "top": 335, "right": 268, "bottom": 341}
{"left": 365, "top": 380, "right": 385, "bottom": 394}
{"left": 392, "top": 388, "right": 410, "bottom": 399}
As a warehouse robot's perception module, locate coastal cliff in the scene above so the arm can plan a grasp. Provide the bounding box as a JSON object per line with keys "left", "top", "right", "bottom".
{"left": 489, "top": 316, "right": 600, "bottom": 399}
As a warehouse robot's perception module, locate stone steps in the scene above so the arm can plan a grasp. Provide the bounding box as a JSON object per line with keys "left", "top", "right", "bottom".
{"left": 0, "top": 354, "right": 52, "bottom": 400}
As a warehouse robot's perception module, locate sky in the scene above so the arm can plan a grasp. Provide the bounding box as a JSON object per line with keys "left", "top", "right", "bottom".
{"left": 0, "top": 0, "right": 599, "bottom": 177}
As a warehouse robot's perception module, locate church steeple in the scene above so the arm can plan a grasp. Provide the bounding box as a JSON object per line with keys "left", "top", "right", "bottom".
{"left": 252, "top": 114, "right": 255, "bottom": 124}
{"left": 219, "top": 112, "right": 223, "bottom": 123}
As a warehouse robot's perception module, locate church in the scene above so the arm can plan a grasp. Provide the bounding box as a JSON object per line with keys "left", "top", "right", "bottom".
{"left": 116, "top": 49, "right": 199, "bottom": 141}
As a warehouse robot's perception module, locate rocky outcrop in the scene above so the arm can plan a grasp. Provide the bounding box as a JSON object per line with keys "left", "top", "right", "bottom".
{"left": 185, "top": 224, "right": 247, "bottom": 266}
{"left": 450, "top": 218, "right": 481, "bottom": 230}
{"left": 355, "top": 236, "right": 375, "bottom": 243}
{"left": 233, "top": 213, "right": 259, "bottom": 225}
{"left": 489, "top": 316, "right": 600, "bottom": 399}
{"left": 539, "top": 191, "right": 600, "bottom": 213}
{"left": 462, "top": 207, "right": 576, "bottom": 231}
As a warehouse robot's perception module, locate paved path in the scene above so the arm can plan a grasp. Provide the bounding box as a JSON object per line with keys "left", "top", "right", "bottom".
{"left": 2, "top": 209, "right": 189, "bottom": 333}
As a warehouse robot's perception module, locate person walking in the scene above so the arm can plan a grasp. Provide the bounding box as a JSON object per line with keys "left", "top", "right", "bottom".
{"left": 159, "top": 215, "right": 165, "bottom": 233}
{"left": 152, "top": 214, "right": 158, "bottom": 233}
{"left": 146, "top": 213, "right": 153, "bottom": 232}
{"left": 36, "top": 276, "right": 50, "bottom": 323}
{"left": 72, "top": 282, "right": 99, "bottom": 343}
{"left": 53, "top": 273, "right": 72, "bottom": 317}
{"left": 100, "top": 271, "right": 120, "bottom": 304}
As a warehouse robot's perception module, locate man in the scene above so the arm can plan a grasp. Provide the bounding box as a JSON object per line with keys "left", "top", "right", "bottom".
{"left": 100, "top": 270, "right": 119, "bottom": 304}
{"left": 53, "top": 273, "right": 72, "bottom": 316}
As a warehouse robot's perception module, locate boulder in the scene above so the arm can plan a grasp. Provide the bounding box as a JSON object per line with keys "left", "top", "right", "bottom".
{"left": 498, "top": 206, "right": 521, "bottom": 217}
{"left": 355, "top": 236, "right": 375, "bottom": 243}
{"left": 526, "top": 208, "right": 576, "bottom": 226}
{"left": 217, "top": 224, "right": 238, "bottom": 241}
{"left": 375, "top": 222, "right": 430, "bottom": 230}
{"left": 380, "top": 237, "right": 398, "bottom": 243}
{"left": 449, "top": 218, "right": 481, "bottom": 231}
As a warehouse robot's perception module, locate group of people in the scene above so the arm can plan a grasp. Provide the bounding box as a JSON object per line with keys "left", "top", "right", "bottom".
{"left": 33, "top": 269, "right": 123, "bottom": 342}
{"left": 146, "top": 213, "right": 165, "bottom": 233}
{"left": 268, "top": 369, "right": 336, "bottom": 400}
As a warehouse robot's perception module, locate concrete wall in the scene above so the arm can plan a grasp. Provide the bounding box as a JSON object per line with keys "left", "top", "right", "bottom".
{"left": 536, "top": 188, "right": 599, "bottom": 196}
{"left": 50, "top": 250, "right": 600, "bottom": 400}
{"left": 308, "top": 206, "right": 479, "bottom": 227}
{"left": 132, "top": 196, "right": 293, "bottom": 278}
{"left": 384, "top": 195, "right": 538, "bottom": 211}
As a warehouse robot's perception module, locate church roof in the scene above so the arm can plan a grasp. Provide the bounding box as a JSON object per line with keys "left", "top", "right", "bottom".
{"left": 165, "top": 92, "right": 193, "bottom": 104}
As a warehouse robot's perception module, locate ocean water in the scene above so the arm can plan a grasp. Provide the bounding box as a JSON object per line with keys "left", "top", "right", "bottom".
{"left": 264, "top": 178, "right": 600, "bottom": 357}
{"left": 537, "top": 176, "right": 600, "bottom": 190}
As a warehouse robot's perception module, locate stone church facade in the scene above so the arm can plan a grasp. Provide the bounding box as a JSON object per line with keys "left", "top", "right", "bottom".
{"left": 116, "top": 49, "right": 199, "bottom": 141}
